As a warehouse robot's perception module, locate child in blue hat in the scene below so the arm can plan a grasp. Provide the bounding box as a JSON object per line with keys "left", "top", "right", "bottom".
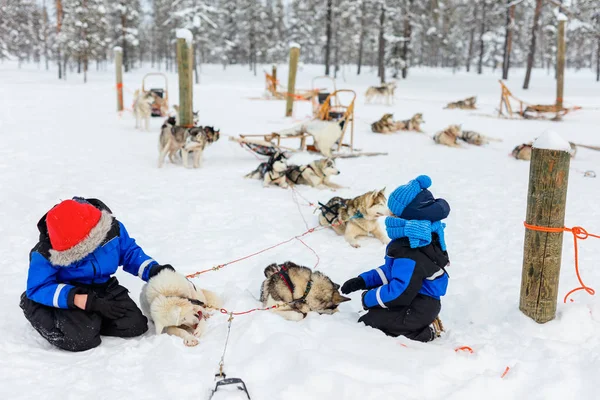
{"left": 341, "top": 175, "right": 450, "bottom": 342}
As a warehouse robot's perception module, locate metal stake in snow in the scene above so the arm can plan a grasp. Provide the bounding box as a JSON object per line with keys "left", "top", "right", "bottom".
{"left": 176, "top": 29, "right": 194, "bottom": 127}
{"left": 114, "top": 47, "right": 123, "bottom": 112}
{"left": 520, "top": 131, "right": 571, "bottom": 323}
{"left": 285, "top": 43, "right": 301, "bottom": 117}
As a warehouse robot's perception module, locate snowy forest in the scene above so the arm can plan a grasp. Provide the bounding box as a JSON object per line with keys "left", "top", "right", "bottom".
{"left": 1, "top": 0, "right": 599, "bottom": 84}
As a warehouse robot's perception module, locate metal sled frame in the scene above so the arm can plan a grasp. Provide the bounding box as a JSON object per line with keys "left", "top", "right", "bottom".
{"left": 142, "top": 73, "right": 169, "bottom": 117}
{"left": 498, "top": 80, "right": 580, "bottom": 120}
{"left": 209, "top": 375, "right": 251, "bottom": 400}
{"left": 311, "top": 76, "right": 337, "bottom": 116}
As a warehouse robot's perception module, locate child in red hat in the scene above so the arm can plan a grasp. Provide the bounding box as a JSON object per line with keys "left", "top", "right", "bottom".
{"left": 20, "top": 197, "right": 173, "bottom": 351}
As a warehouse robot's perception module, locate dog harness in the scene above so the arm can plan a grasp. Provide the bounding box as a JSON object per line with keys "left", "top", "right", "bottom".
{"left": 318, "top": 198, "right": 363, "bottom": 225}
{"left": 285, "top": 165, "right": 314, "bottom": 184}
{"left": 277, "top": 265, "right": 313, "bottom": 303}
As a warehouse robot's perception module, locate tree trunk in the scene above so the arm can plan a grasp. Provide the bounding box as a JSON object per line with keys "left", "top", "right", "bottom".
{"left": 466, "top": 1, "right": 478, "bottom": 72}
{"left": 502, "top": 2, "right": 515, "bottom": 80}
{"left": 325, "top": 0, "right": 333, "bottom": 75}
{"left": 401, "top": 0, "right": 413, "bottom": 79}
{"left": 77, "top": 56, "right": 81, "bottom": 74}
{"left": 356, "top": 0, "right": 367, "bottom": 75}
{"left": 377, "top": 3, "right": 386, "bottom": 84}
{"left": 194, "top": 42, "right": 200, "bottom": 84}
{"left": 596, "top": 36, "right": 599, "bottom": 82}
{"left": 121, "top": 14, "right": 128, "bottom": 73}
{"left": 56, "top": 0, "right": 63, "bottom": 79}
{"left": 523, "top": 0, "right": 543, "bottom": 89}
{"left": 477, "top": 0, "right": 487, "bottom": 75}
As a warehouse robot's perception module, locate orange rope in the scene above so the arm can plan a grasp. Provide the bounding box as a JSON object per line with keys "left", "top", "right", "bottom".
{"left": 501, "top": 366, "right": 510, "bottom": 378}
{"left": 523, "top": 222, "right": 600, "bottom": 303}
{"left": 454, "top": 346, "right": 474, "bottom": 354}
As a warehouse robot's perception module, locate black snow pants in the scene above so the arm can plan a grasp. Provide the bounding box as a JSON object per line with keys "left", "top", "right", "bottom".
{"left": 358, "top": 294, "right": 441, "bottom": 342}
{"left": 20, "top": 277, "right": 148, "bottom": 352}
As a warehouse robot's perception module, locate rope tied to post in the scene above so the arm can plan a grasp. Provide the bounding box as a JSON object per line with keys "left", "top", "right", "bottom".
{"left": 523, "top": 222, "right": 600, "bottom": 303}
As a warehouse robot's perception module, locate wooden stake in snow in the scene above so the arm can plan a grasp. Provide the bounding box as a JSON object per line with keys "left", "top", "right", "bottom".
{"left": 520, "top": 131, "right": 571, "bottom": 323}
{"left": 285, "top": 43, "right": 300, "bottom": 118}
{"left": 556, "top": 18, "right": 566, "bottom": 113}
{"left": 176, "top": 29, "right": 194, "bottom": 127}
{"left": 272, "top": 65, "right": 277, "bottom": 85}
{"left": 114, "top": 47, "right": 123, "bottom": 112}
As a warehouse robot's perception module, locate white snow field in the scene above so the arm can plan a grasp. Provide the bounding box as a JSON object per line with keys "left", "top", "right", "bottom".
{"left": 1, "top": 62, "right": 599, "bottom": 400}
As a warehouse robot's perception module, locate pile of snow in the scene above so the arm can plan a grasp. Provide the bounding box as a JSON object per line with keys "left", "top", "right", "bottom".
{"left": 176, "top": 28, "right": 193, "bottom": 45}
{"left": 533, "top": 131, "right": 572, "bottom": 152}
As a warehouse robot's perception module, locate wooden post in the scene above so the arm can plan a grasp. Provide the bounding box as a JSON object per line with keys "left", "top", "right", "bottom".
{"left": 272, "top": 65, "right": 277, "bottom": 84}
{"left": 176, "top": 30, "right": 194, "bottom": 127}
{"left": 285, "top": 44, "right": 300, "bottom": 117}
{"left": 114, "top": 47, "right": 123, "bottom": 112}
{"left": 556, "top": 19, "right": 566, "bottom": 111}
{"left": 519, "top": 132, "right": 571, "bottom": 323}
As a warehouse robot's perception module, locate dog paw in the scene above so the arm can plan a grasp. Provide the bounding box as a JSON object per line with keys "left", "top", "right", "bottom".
{"left": 350, "top": 243, "right": 361, "bottom": 248}
{"left": 184, "top": 337, "right": 199, "bottom": 347}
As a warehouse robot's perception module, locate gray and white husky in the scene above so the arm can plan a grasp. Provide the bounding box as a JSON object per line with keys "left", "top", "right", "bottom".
{"left": 285, "top": 158, "right": 342, "bottom": 189}
{"left": 133, "top": 89, "right": 155, "bottom": 131}
{"left": 158, "top": 120, "right": 220, "bottom": 168}
{"left": 259, "top": 261, "right": 350, "bottom": 321}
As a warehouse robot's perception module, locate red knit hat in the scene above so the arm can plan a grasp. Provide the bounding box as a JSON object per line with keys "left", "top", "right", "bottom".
{"left": 46, "top": 199, "right": 102, "bottom": 251}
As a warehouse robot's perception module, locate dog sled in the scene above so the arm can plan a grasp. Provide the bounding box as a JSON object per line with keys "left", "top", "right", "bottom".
{"left": 498, "top": 80, "right": 581, "bottom": 120}
{"left": 236, "top": 89, "right": 358, "bottom": 156}
{"left": 262, "top": 72, "right": 319, "bottom": 101}
{"left": 142, "top": 73, "right": 169, "bottom": 117}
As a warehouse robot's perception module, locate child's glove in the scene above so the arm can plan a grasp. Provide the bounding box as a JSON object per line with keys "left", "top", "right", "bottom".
{"left": 148, "top": 264, "right": 175, "bottom": 279}
{"left": 341, "top": 277, "right": 366, "bottom": 294}
{"left": 85, "top": 293, "right": 127, "bottom": 319}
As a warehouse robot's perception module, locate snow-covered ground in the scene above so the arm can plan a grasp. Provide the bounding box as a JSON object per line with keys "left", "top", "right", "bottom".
{"left": 1, "top": 62, "right": 599, "bottom": 400}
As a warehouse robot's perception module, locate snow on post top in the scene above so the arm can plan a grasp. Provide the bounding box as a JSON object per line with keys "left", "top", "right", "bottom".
{"left": 533, "top": 131, "right": 572, "bottom": 152}
{"left": 289, "top": 42, "right": 301, "bottom": 49}
{"left": 176, "top": 29, "right": 193, "bottom": 45}
{"left": 113, "top": 46, "right": 122, "bottom": 52}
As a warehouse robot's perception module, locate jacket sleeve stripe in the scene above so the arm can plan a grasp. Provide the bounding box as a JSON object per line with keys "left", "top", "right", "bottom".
{"left": 52, "top": 283, "right": 66, "bottom": 308}
{"left": 375, "top": 287, "right": 387, "bottom": 308}
{"left": 376, "top": 268, "right": 388, "bottom": 285}
{"left": 137, "top": 259, "right": 155, "bottom": 278}
{"left": 426, "top": 268, "right": 445, "bottom": 280}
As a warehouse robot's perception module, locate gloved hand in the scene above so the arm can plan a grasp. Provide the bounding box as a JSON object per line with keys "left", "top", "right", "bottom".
{"left": 148, "top": 264, "right": 175, "bottom": 279}
{"left": 85, "top": 292, "right": 127, "bottom": 319}
{"left": 341, "top": 277, "right": 366, "bottom": 294}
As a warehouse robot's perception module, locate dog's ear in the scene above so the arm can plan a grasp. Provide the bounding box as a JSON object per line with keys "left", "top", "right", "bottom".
{"left": 333, "top": 283, "right": 340, "bottom": 290}
{"left": 333, "top": 292, "right": 351, "bottom": 305}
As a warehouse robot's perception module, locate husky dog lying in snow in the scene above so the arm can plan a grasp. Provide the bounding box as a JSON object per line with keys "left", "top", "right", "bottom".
{"left": 158, "top": 120, "right": 220, "bottom": 168}
{"left": 245, "top": 151, "right": 289, "bottom": 188}
{"left": 259, "top": 261, "right": 350, "bottom": 321}
{"left": 371, "top": 113, "right": 425, "bottom": 134}
{"left": 433, "top": 125, "right": 462, "bottom": 148}
{"left": 318, "top": 189, "right": 390, "bottom": 248}
{"left": 371, "top": 113, "right": 397, "bottom": 133}
{"left": 395, "top": 113, "right": 425, "bottom": 133}
{"left": 512, "top": 141, "right": 577, "bottom": 161}
{"left": 365, "top": 82, "right": 397, "bottom": 105}
{"left": 140, "top": 269, "right": 222, "bottom": 346}
{"left": 444, "top": 96, "right": 477, "bottom": 110}
{"left": 133, "top": 89, "right": 155, "bottom": 131}
{"left": 459, "top": 130, "right": 502, "bottom": 146}
{"left": 285, "top": 157, "right": 342, "bottom": 189}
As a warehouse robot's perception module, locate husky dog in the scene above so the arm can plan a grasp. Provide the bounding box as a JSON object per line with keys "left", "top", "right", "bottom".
{"left": 259, "top": 261, "right": 351, "bottom": 321}
{"left": 133, "top": 89, "right": 155, "bottom": 131}
{"left": 395, "top": 113, "right": 425, "bottom": 133}
{"left": 173, "top": 104, "right": 200, "bottom": 126}
{"left": 181, "top": 126, "right": 220, "bottom": 168}
{"left": 245, "top": 151, "right": 289, "bottom": 188}
{"left": 459, "top": 130, "right": 502, "bottom": 146}
{"left": 433, "top": 125, "right": 462, "bottom": 148}
{"left": 512, "top": 142, "right": 576, "bottom": 161}
{"left": 140, "top": 269, "right": 222, "bottom": 347}
{"left": 512, "top": 143, "right": 533, "bottom": 160}
{"left": 285, "top": 158, "right": 342, "bottom": 189}
{"left": 371, "top": 113, "right": 398, "bottom": 134}
{"left": 318, "top": 189, "right": 389, "bottom": 248}
{"left": 365, "top": 82, "right": 397, "bottom": 105}
{"left": 444, "top": 96, "right": 477, "bottom": 110}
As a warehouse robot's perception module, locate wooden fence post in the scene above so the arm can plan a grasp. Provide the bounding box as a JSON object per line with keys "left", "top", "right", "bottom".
{"left": 285, "top": 44, "right": 301, "bottom": 117}
{"left": 114, "top": 47, "right": 123, "bottom": 112}
{"left": 272, "top": 64, "right": 277, "bottom": 83}
{"left": 519, "top": 132, "right": 571, "bottom": 323}
{"left": 556, "top": 19, "right": 566, "bottom": 112}
{"left": 176, "top": 29, "right": 194, "bottom": 127}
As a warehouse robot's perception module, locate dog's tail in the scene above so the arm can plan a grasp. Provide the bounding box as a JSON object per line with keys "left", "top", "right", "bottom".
{"left": 264, "top": 263, "right": 280, "bottom": 278}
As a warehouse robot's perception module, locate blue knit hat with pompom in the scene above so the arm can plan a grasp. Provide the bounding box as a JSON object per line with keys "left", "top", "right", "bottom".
{"left": 387, "top": 175, "right": 432, "bottom": 217}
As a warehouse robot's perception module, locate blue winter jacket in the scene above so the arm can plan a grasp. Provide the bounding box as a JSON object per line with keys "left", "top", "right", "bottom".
{"left": 26, "top": 199, "right": 158, "bottom": 309}
{"left": 360, "top": 234, "right": 449, "bottom": 310}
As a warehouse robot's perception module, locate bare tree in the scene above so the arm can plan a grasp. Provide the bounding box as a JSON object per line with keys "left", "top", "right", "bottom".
{"left": 502, "top": 0, "right": 516, "bottom": 79}
{"left": 523, "top": 0, "right": 543, "bottom": 89}
{"left": 56, "top": 0, "right": 63, "bottom": 79}
{"left": 377, "top": 2, "right": 386, "bottom": 83}
{"left": 324, "top": 0, "right": 333, "bottom": 75}
{"left": 466, "top": 1, "right": 478, "bottom": 72}
{"left": 477, "top": 0, "right": 487, "bottom": 74}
